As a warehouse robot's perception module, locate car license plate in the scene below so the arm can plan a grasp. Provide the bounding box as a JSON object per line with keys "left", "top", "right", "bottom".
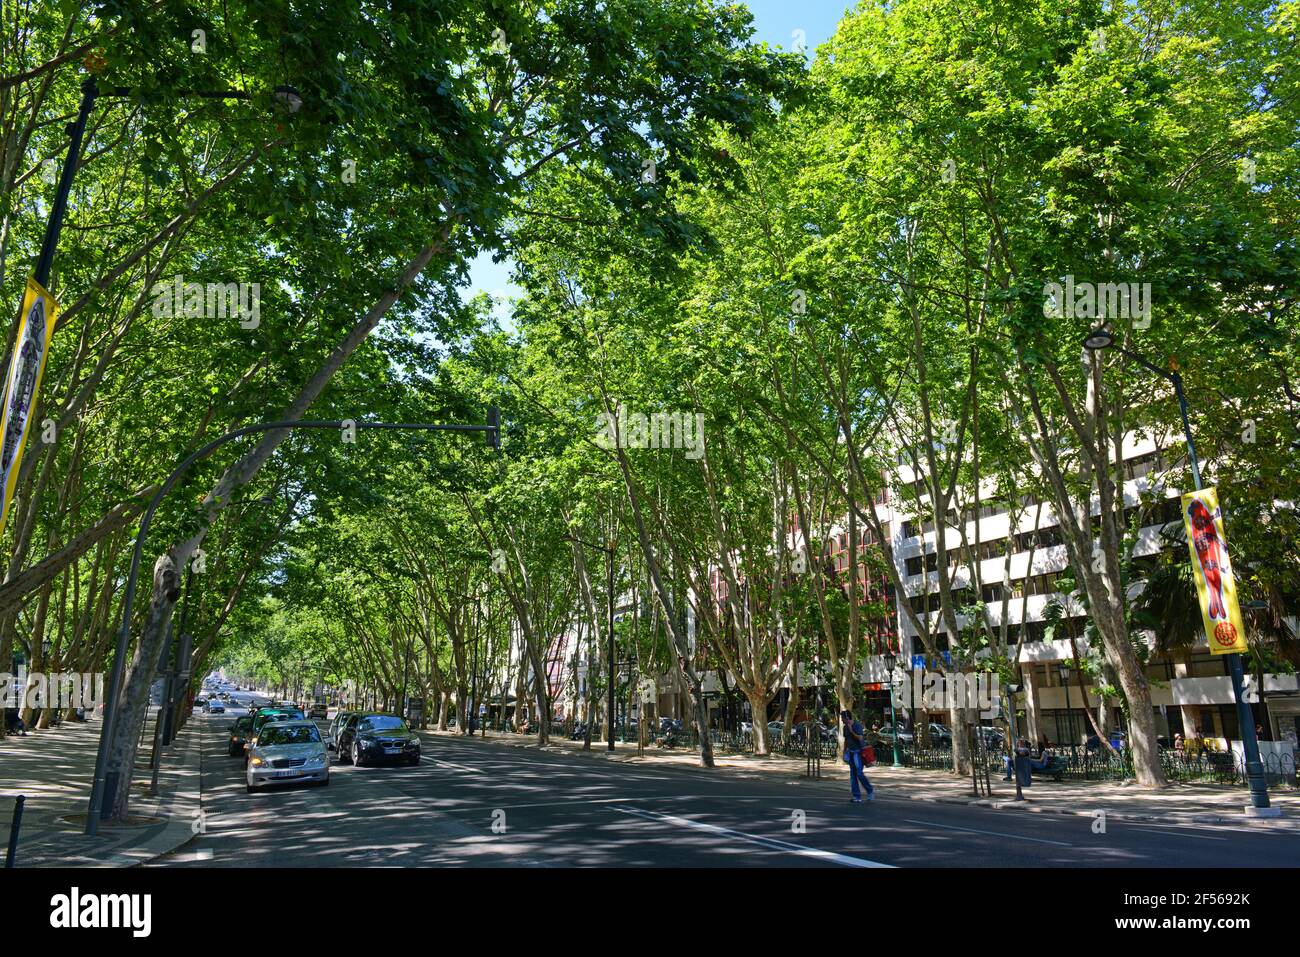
{"left": 271, "top": 770, "right": 300, "bottom": 777}
{"left": 384, "top": 747, "right": 401, "bottom": 755}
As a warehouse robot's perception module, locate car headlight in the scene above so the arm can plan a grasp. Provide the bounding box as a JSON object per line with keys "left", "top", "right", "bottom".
{"left": 359, "top": 737, "right": 376, "bottom": 748}
{"left": 249, "top": 756, "right": 266, "bottom": 767}
{"left": 407, "top": 737, "right": 420, "bottom": 748}
{"left": 306, "top": 753, "right": 325, "bottom": 766}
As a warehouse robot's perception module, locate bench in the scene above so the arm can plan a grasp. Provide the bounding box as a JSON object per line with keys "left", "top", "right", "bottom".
{"left": 1031, "top": 755, "right": 1068, "bottom": 781}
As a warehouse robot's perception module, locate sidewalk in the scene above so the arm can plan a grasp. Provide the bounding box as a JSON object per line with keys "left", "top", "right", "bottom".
{"left": 0, "top": 711, "right": 202, "bottom": 867}
{"left": 436, "top": 729, "right": 1300, "bottom": 827}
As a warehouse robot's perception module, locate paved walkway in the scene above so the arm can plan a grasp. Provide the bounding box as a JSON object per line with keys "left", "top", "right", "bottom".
{"left": 0, "top": 710, "right": 201, "bottom": 867}
{"left": 435, "top": 729, "right": 1300, "bottom": 827}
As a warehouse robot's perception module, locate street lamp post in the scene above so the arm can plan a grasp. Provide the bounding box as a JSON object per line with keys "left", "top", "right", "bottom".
{"left": 1058, "top": 660, "right": 1075, "bottom": 748}
{"left": 1084, "top": 328, "right": 1272, "bottom": 812}
{"left": 883, "top": 650, "right": 902, "bottom": 768}
{"left": 86, "top": 414, "right": 500, "bottom": 835}
{"left": 478, "top": 585, "right": 489, "bottom": 737}
{"left": 1005, "top": 680, "right": 1026, "bottom": 801}
{"left": 469, "top": 595, "right": 479, "bottom": 736}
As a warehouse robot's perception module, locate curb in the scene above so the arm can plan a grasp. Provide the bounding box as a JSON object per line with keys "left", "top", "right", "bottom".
{"left": 440, "top": 730, "right": 1296, "bottom": 827}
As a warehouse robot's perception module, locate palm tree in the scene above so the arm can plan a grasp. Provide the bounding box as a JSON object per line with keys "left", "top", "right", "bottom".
{"left": 1131, "top": 559, "right": 1202, "bottom": 660}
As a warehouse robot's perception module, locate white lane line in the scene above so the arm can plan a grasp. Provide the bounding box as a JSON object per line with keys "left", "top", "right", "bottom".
{"left": 426, "top": 758, "right": 484, "bottom": 774}
{"left": 1129, "top": 827, "right": 1226, "bottom": 842}
{"left": 611, "top": 805, "right": 894, "bottom": 868}
{"left": 901, "top": 818, "right": 1073, "bottom": 847}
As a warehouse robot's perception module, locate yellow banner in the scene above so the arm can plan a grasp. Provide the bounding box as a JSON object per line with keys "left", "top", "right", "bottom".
{"left": 1181, "top": 487, "right": 1248, "bottom": 655}
{"left": 0, "top": 277, "right": 59, "bottom": 541}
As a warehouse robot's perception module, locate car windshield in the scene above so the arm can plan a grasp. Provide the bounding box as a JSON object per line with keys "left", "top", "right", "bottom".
{"left": 259, "top": 725, "right": 321, "bottom": 746}
{"left": 359, "top": 716, "right": 407, "bottom": 733}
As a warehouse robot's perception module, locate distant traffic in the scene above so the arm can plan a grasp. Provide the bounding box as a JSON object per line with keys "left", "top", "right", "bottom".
{"left": 193, "top": 674, "right": 421, "bottom": 796}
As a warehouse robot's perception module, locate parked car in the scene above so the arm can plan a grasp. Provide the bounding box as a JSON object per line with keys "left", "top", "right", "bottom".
{"left": 876, "top": 723, "right": 914, "bottom": 745}
{"left": 767, "top": 720, "right": 788, "bottom": 740}
{"left": 326, "top": 710, "right": 358, "bottom": 751}
{"left": 928, "top": 723, "right": 953, "bottom": 747}
{"left": 335, "top": 712, "right": 420, "bottom": 767}
{"left": 227, "top": 715, "right": 254, "bottom": 756}
{"left": 245, "top": 719, "right": 329, "bottom": 793}
{"left": 791, "top": 720, "right": 834, "bottom": 744}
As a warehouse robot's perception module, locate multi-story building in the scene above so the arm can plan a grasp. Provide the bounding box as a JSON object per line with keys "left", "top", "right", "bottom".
{"left": 875, "top": 432, "right": 1300, "bottom": 752}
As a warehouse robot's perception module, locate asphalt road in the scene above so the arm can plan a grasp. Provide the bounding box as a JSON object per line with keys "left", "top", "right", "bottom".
{"left": 154, "top": 714, "right": 1300, "bottom": 867}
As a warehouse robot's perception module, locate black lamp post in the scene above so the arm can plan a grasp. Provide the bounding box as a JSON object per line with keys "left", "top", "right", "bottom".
{"left": 883, "top": 650, "right": 902, "bottom": 767}
{"left": 468, "top": 593, "right": 480, "bottom": 735}
{"left": 1058, "top": 660, "right": 1075, "bottom": 747}
{"left": 1084, "top": 328, "right": 1272, "bottom": 812}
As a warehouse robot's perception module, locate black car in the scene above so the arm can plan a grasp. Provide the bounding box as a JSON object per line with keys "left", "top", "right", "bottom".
{"left": 335, "top": 712, "right": 421, "bottom": 767}
{"left": 326, "top": 710, "right": 358, "bottom": 750}
{"left": 227, "top": 715, "right": 254, "bottom": 756}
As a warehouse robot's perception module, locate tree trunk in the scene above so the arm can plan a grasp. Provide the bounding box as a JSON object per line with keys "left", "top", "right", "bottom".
{"left": 745, "top": 686, "right": 771, "bottom": 755}
{"left": 107, "top": 549, "right": 182, "bottom": 819}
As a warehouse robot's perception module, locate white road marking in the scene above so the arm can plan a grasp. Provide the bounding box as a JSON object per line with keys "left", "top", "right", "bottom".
{"left": 1129, "top": 827, "right": 1226, "bottom": 841}
{"left": 611, "top": 805, "right": 894, "bottom": 868}
{"left": 427, "top": 758, "right": 484, "bottom": 774}
{"left": 901, "top": 818, "right": 1073, "bottom": 847}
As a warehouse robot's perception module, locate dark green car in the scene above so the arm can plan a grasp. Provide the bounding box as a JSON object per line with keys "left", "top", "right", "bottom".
{"left": 227, "top": 715, "right": 254, "bottom": 756}
{"left": 244, "top": 707, "right": 305, "bottom": 765}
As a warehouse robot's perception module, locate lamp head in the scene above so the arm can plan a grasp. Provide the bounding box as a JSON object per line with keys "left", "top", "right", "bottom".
{"left": 272, "top": 85, "right": 303, "bottom": 114}
{"left": 1083, "top": 327, "right": 1114, "bottom": 350}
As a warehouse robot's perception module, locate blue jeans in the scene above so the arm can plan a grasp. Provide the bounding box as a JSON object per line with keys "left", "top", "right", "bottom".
{"left": 846, "top": 750, "right": 874, "bottom": 800}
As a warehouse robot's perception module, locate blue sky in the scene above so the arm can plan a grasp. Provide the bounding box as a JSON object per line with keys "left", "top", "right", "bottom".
{"left": 463, "top": 0, "right": 854, "bottom": 315}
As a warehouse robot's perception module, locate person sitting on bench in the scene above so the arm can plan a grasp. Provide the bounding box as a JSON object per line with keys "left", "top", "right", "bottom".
{"left": 4, "top": 708, "right": 27, "bottom": 736}
{"left": 1003, "top": 737, "right": 1051, "bottom": 779}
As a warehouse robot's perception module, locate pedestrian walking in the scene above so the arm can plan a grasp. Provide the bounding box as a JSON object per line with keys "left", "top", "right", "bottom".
{"left": 841, "top": 709, "right": 875, "bottom": 803}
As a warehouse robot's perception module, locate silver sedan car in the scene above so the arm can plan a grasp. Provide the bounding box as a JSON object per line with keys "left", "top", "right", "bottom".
{"left": 245, "top": 719, "right": 329, "bottom": 793}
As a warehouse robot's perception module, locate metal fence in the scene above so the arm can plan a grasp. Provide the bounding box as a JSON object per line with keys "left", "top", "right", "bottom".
{"left": 907, "top": 741, "right": 1297, "bottom": 789}
{"left": 654, "top": 730, "right": 1297, "bottom": 790}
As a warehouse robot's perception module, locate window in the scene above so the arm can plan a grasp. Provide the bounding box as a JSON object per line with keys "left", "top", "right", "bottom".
{"left": 359, "top": 716, "right": 409, "bottom": 733}
{"left": 905, "top": 552, "right": 938, "bottom": 577}
{"left": 259, "top": 724, "right": 321, "bottom": 746}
